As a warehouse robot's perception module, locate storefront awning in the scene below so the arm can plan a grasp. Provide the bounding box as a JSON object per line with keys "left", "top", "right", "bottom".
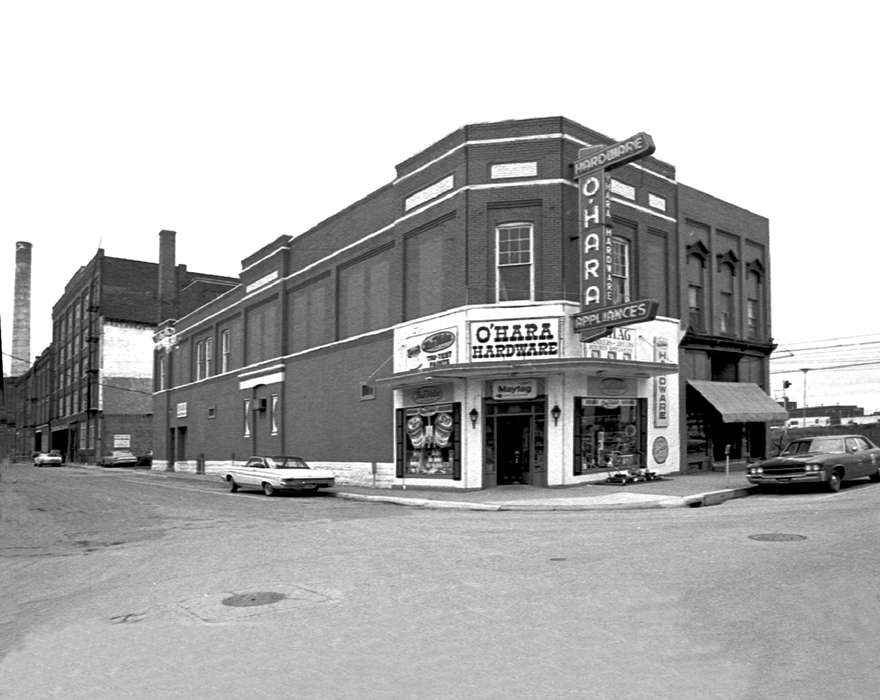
{"left": 687, "top": 380, "right": 788, "bottom": 423}
{"left": 377, "top": 358, "right": 678, "bottom": 389}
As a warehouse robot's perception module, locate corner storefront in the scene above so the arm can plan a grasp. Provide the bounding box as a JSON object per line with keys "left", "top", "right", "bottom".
{"left": 379, "top": 302, "right": 679, "bottom": 489}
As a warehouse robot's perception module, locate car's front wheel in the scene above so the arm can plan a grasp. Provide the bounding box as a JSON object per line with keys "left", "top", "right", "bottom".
{"left": 826, "top": 469, "right": 843, "bottom": 492}
{"left": 870, "top": 468, "right": 880, "bottom": 483}
{"left": 262, "top": 482, "right": 275, "bottom": 497}
{"left": 227, "top": 476, "right": 239, "bottom": 493}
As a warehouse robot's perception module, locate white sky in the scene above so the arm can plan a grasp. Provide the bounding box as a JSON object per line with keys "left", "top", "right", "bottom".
{"left": 2, "top": 1, "right": 879, "bottom": 410}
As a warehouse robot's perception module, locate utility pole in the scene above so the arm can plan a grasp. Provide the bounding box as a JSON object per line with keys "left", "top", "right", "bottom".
{"left": 800, "top": 368, "right": 810, "bottom": 428}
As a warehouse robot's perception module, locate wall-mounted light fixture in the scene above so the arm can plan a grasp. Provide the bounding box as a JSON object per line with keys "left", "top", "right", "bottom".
{"left": 551, "top": 404, "right": 561, "bottom": 426}
{"left": 469, "top": 407, "right": 479, "bottom": 428}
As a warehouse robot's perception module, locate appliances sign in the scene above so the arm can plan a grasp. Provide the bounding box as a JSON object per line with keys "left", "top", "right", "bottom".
{"left": 469, "top": 318, "right": 560, "bottom": 362}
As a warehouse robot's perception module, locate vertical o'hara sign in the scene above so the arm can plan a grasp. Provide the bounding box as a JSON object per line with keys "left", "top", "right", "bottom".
{"left": 574, "top": 133, "right": 655, "bottom": 315}
{"left": 578, "top": 169, "right": 612, "bottom": 308}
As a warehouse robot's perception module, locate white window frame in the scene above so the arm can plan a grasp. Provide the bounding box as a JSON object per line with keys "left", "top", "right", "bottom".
{"left": 610, "top": 235, "right": 631, "bottom": 304}
{"left": 270, "top": 394, "right": 279, "bottom": 435}
{"left": 159, "top": 355, "right": 167, "bottom": 391}
{"left": 221, "top": 329, "right": 231, "bottom": 373}
{"left": 205, "top": 337, "right": 214, "bottom": 377}
{"left": 495, "top": 222, "right": 534, "bottom": 302}
{"left": 243, "top": 399, "right": 251, "bottom": 437}
{"left": 195, "top": 340, "right": 205, "bottom": 381}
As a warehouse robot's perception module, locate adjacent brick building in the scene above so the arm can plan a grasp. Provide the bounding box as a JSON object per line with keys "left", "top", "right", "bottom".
{"left": 153, "top": 116, "right": 783, "bottom": 486}
{"left": 9, "top": 247, "right": 236, "bottom": 463}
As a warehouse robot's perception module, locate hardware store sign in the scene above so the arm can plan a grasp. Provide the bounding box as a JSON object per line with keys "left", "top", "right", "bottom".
{"left": 469, "top": 318, "right": 560, "bottom": 362}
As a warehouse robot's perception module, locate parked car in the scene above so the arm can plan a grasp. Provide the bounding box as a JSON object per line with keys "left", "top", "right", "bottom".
{"left": 137, "top": 450, "right": 153, "bottom": 467}
{"left": 224, "top": 456, "right": 335, "bottom": 496}
{"left": 747, "top": 434, "right": 880, "bottom": 492}
{"left": 99, "top": 450, "right": 139, "bottom": 467}
{"left": 33, "top": 449, "right": 64, "bottom": 467}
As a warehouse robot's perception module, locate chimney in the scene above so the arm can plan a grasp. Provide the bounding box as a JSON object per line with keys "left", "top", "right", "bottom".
{"left": 158, "top": 230, "right": 177, "bottom": 324}
{"left": 11, "top": 241, "right": 32, "bottom": 376}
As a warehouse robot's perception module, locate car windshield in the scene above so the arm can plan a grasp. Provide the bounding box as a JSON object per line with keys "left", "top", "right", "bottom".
{"left": 264, "top": 457, "right": 310, "bottom": 469}
{"left": 784, "top": 438, "right": 845, "bottom": 455}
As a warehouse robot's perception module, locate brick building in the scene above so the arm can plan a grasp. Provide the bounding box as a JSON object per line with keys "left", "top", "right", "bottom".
{"left": 153, "top": 116, "right": 783, "bottom": 487}
{"left": 11, "top": 247, "right": 236, "bottom": 463}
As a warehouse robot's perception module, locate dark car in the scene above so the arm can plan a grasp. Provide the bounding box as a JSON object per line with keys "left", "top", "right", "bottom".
{"left": 747, "top": 435, "right": 880, "bottom": 492}
{"left": 99, "top": 450, "right": 139, "bottom": 467}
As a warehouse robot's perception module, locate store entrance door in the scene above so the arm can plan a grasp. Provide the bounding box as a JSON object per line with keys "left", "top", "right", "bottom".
{"left": 497, "top": 416, "right": 531, "bottom": 485}
{"left": 484, "top": 399, "right": 546, "bottom": 487}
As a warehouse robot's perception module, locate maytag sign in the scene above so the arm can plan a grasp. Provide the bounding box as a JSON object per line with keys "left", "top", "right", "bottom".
{"left": 574, "top": 132, "right": 657, "bottom": 342}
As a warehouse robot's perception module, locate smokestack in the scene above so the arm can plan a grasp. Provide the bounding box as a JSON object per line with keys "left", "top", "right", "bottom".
{"left": 158, "top": 230, "right": 177, "bottom": 323}
{"left": 11, "top": 241, "right": 32, "bottom": 376}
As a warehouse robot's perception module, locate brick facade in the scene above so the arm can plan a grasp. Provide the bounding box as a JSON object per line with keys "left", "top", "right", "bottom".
{"left": 154, "top": 117, "right": 774, "bottom": 485}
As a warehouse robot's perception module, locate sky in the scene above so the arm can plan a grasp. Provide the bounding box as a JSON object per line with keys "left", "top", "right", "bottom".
{"left": 2, "top": 1, "right": 879, "bottom": 410}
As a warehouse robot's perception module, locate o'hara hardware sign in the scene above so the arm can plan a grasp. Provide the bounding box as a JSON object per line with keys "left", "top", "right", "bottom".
{"left": 573, "top": 132, "right": 657, "bottom": 342}
{"left": 469, "top": 318, "right": 560, "bottom": 362}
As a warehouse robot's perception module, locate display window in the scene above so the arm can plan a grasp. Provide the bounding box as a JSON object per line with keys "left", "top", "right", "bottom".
{"left": 395, "top": 403, "right": 461, "bottom": 479}
{"left": 573, "top": 397, "right": 646, "bottom": 474}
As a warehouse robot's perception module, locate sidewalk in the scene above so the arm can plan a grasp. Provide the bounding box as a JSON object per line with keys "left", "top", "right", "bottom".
{"left": 331, "top": 470, "right": 757, "bottom": 511}
{"left": 85, "top": 463, "right": 757, "bottom": 511}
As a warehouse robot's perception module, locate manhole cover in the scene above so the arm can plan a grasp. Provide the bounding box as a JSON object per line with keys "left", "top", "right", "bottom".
{"left": 222, "top": 591, "right": 287, "bottom": 607}
{"left": 748, "top": 533, "right": 807, "bottom": 542}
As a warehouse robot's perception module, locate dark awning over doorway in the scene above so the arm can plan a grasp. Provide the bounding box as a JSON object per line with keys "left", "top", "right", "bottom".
{"left": 687, "top": 380, "right": 789, "bottom": 423}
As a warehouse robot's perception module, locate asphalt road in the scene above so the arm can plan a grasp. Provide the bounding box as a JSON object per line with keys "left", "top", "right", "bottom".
{"left": 1, "top": 461, "right": 879, "bottom": 699}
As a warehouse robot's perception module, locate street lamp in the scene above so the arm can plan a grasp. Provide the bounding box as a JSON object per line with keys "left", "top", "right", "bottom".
{"left": 800, "top": 368, "right": 810, "bottom": 428}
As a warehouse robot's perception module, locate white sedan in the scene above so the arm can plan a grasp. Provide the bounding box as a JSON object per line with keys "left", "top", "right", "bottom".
{"left": 33, "top": 450, "right": 64, "bottom": 467}
{"left": 224, "top": 456, "right": 336, "bottom": 496}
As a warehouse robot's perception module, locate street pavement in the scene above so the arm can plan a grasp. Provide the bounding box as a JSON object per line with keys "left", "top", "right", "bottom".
{"left": 77, "top": 462, "right": 758, "bottom": 511}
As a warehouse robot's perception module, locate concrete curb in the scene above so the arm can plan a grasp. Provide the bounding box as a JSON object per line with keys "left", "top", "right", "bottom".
{"left": 332, "top": 488, "right": 755, "bottom": 512}
{"left": 682, "top": 485, "right": 759, "bottom": 508}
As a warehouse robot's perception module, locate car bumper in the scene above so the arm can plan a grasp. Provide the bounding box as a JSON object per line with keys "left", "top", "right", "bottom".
{"left": 747, "top": 472, "right": 825, "bottom": 485}
{"left": 279, "top": 480, "right": 335, "bottom": 490}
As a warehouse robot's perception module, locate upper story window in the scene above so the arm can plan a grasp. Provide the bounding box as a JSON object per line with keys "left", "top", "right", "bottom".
{"left": 496, "top": 223, "right": 533, "bottom": 302}
{"left": 719, "top": 263, "right": 735, "bottom": 335}
{"left": 220, "top": 329, "right": 231, "bottom": 373}
{"left": 746, "top": 268, "right": 763, "bottom": 339}
{"left": 195, "top": 340, "right": 205, "bottom": 380}
{"left": 687, "top": 254, "right": 706, "bottom": 332}
{"left": 610, "top": 236, "right": 631, "bottom": 305}
{"left": 159, "top": 355, "right": 167, "bottom": 391}
{"left": 204, "top": 337, "right": 214, "bottom": 377}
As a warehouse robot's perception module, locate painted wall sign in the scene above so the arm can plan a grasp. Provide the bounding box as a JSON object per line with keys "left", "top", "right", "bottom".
{"left": 492, "top": 379, "right": 538, "bottom": 400}
{"left": 421, "top": 331, "right": 455, "bottom": 354}
{"left": 413, "top": 385, "right": 444, "bottom": 404}
{"left": 404, "top": 328, "right": 458, "bottom": 370}
{"left": 176, "top": 401, "right": 188, "bottom": 418}
{"left": 573, "top": 133, "right": 656, "bottom": 177}
{"left": 652, "top": 436, "right": 669, "bottom": 464}
{"left": 582, "top": 326, "right": 636, "bottom": 360}
{"left": 113, "top": 434, "right": 131, "bottom": 449}
{"left": 586, "top": 376, "right": 637, "bottom": 398}
{"left": 469, "top": 318, "right": 560, "bottom": 362}
{"left": 654, "top": 337, "right": 670, "bottom": 427}
{"left": 573, "top": 299, "right": 659, "bottom": 342}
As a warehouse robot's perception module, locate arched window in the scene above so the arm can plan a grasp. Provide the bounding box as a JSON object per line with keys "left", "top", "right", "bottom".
{"left": 746, "top": 265, "right": 763, "bottom": 339}
{"left": 719, "top": 262, "right": 736, "bottom": 335}
{"left": 686, "top": 251, "right": 706, "bottom": 332}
